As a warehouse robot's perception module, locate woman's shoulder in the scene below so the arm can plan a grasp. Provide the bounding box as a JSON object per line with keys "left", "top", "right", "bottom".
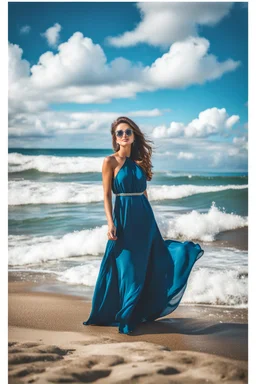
{"left": 103, "top": 156, "right": 121, "bottom": 173}
{"left": 104, "top": 155, "right": 119, "bottom": 164}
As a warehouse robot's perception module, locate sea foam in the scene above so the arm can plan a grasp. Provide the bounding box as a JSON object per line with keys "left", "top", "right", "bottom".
{"left": 9, "top": 180, "right": 248, "bottom": 205}
{"left": 8, "top": 203, "right": 247, "bottom": 265}
{"left": 56, "top": 263, "right": 248, "bottom": 307}
{"left": 182, "top": 267, "right": 248, "bottom": 307}
{"left": 161, "top": 202, "right": 248, "bottom": 242}
{"left": 8, "top": 153, "right": 104, "bottom": 174}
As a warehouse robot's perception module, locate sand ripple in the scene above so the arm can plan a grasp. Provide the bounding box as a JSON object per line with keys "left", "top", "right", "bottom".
{"left": 8, "top": 340, "right": 247, "bottom": 383}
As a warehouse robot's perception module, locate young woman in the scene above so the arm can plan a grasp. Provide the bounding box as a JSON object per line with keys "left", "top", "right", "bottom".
{"left": 83, "top": 116, "right": 204, "bottom": 334}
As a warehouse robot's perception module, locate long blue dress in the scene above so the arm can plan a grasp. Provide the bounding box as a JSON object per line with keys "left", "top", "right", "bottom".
{"left": 83, "top": 156, "right": 204, "bottom": 334}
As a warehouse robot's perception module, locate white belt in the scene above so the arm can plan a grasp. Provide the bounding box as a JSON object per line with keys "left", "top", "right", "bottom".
{"left": 115, "top": 191, "right": 145, "bottom": 196}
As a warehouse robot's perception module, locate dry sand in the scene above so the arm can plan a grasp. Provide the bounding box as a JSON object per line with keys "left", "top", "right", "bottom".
{"left": 8, "top": 278, "right": 248, "bottom": 383}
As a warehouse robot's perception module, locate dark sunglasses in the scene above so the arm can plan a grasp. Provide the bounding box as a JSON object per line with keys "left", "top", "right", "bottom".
{"left": 115, "top": 129, "right": 134, "bottom": 138}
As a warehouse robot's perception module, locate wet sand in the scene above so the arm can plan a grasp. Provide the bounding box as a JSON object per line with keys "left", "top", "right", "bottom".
{"left": 8, "top": 277, "right": 248, "bottom": 383}
{"left": 214, "top": 227, "right": 248, "bottom": 251}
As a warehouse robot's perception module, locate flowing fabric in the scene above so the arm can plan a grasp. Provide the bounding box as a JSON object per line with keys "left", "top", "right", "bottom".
{"left": 83, "top": 156, "right": 204, "bottom": 334}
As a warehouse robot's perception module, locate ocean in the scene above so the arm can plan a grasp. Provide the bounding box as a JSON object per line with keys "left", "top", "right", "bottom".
{"left": 8, "top": 148, "right": 248, "bottom": 309}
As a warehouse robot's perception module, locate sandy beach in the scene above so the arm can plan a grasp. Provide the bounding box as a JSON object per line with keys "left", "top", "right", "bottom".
{"left": 9, "top": 275, "right": 248, "bottom": 384}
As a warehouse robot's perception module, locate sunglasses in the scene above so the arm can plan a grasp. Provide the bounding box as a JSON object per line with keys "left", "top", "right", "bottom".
{"left": 115, "top": 129, "right": 134, "bottom": 138}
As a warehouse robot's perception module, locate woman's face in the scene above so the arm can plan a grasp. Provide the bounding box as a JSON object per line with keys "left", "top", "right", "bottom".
{"left": 114, "top": 123, "right": 135, "bottom": 146}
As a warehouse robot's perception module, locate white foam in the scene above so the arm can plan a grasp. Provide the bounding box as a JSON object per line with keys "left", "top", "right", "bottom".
{"left": 8, "top": 153, "right": 104, "bottom": 174}
{"left": 157, "top": 202, "right": 247, "bottom": 242}
{"left": 9, "top": 180, "right": 104, "bottom": 205}
{"left": 9, "top": 202, "right": 247, "bottom": 266}
{"left": 56, "top": 262, "right": 248, "bottom": 307}
{"left": 8, "top": 226, "right": 108, "bottom": 266}
{"left": 148, "top": 184, "right": 247, "bottom": 201}
{"left": 183, "top": 267, "right": 248, "bottom": 307}
{"left": 9, "top": 180, "right": 248, "bottom": 206}
{"left": 57, "top": 262, "right": 101, "bottom": 287}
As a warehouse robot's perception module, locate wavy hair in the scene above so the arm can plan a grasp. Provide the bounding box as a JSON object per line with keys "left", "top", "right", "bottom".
{"left": 111, "top": 116, "right": 155, "bottom": 181}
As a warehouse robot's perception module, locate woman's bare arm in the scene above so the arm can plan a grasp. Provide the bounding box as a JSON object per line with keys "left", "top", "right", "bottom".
{"left": 102, "top": 157, "right": 115, "bottom": 225}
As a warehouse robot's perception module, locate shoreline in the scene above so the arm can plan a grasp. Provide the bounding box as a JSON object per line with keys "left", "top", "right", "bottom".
{"left": 214, "top": 227, "right": 248, "bottom": 251}
{"left": 164, "top": 227, "right": 248, "bottom": 251}
{"left": 8, "top": 278, "right": 248, "bottom": 383}
{"left": 9, "top": 278, "right": 248, "bottom": 360}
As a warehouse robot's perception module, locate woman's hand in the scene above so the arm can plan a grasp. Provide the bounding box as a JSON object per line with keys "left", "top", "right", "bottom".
{"left": 107, "top": 223, "right": 118, "bottom": 240}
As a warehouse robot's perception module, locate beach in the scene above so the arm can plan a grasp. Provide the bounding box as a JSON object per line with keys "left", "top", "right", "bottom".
{"left": 8, "top": 149, "right": 248, "bottom": 383}
{"left": 9, "top": 273, "right": 248, "bottom": 383}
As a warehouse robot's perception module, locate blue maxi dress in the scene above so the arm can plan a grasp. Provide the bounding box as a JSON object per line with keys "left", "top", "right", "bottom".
{"left": 83, "top": 156, "right": 204, "bottom": 334}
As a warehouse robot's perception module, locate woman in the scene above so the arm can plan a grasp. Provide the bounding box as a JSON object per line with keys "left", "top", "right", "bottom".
{"left": 83, "top": 116, "right": 204, "bottom": 335}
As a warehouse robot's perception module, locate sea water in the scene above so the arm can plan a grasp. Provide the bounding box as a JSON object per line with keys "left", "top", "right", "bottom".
{"left": 8, "top": 148, "right": 248, "bottom": 308}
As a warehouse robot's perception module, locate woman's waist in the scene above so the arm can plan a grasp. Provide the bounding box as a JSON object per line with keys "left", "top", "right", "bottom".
{"left": 114, "top": 190, "right": 146, "bottom": 196}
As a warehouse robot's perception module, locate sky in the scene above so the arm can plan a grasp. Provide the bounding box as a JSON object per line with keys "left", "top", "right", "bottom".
{"left": 8, "top": 1, "right": 248, "bottom": 172}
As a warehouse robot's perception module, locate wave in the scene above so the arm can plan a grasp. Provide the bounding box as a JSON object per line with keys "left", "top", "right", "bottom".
{"left": 9, "top": 180, "right": 103, "bottom": 205}
{"left": 8, "top": 204, "right": 247, "bottom": 265}
{"left": 9, "top": 180, "right": 248, "bottom": 206}
{"left": 8, "top": 153, "right": 104, "bottom": 174}
{"left": 57, "top": 261, "right": 101, "bottom": 287}
{"left": 9, "top": 260, "right": 247, "bottom": 308}
{"left": 8, "top": 226, "right": 107, "bottom": 266}
{"left": 9, "top": 245, "right": 247, "bottom": 308}
{"left": 149, "top": 184, "right": 247, "bottom": 201}
{"left": 157, "top": 202, "right": 247, "bottom": 242}
{"left": 9, "top": 154, "right": 248, "bottom": 182}
{"left": 164, "top": 172, "right": 247, "bottom": 181}
{"left": 56, "top": 264, "right": 247, "bottom": 308}
{"left": 182, "top": 267, "right": 247, "bottom": 307}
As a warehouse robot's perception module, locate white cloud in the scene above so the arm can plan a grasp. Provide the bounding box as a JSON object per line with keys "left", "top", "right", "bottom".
{"left": 185, "top": 108, "right": 240, "bottom": 137}
{"left": 20, "top": 25, "right": 31, "bottom": 34}
{"left": 153, "top": 137, "right": 247, "bottom": 171}
{"left": 129, "top": 108, "right": 170, "bottom": 117}
{"left": 211, "top": 146, "right": 247, "bottom": 168}
{"left": 8, "top": 43, "right": 30, "bottom": 84}
{"left": 8, "top": 33, "right": 240, "bottom": 122}
{"left": 225, "top": 115, "right": 240, "bottom": 128}
{"left": 227, "top": 147, "right": 240, "bottom": 157}
{"left": 233, "top": 136, "right": 248, "bottom": 151}
{"left": 143, "top": 37, "right": 240, "bottom": 89}
{"left": 152, "top": 108, "right": 240, "bottom": 139}
{"left": 31, "top": 32, "right": 109, "bottom": 88}
{"left": 8, "top": 109, "right": 167, "bottom": 138}
{"left": 8, "top": 110, "right": 248, "bottom": 171}
{"left": 41, "top": 23, "right": 62, "bottom": 48}
{"left": 106, "top": 2, "right": 233, "bottom": 49}
{"left": 152, "top": 122, "right": 184, "bottom": 138}
{"left": 177, "top": 152, "right": 196, "bottom": 160}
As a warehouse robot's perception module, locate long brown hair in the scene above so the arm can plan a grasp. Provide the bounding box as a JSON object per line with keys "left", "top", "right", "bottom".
{"left": 111, "top": 116, "right": 155, "bottom": 181}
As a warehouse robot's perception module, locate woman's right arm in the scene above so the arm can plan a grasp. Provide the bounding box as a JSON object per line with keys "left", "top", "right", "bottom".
{"left": 102, "top": 157, "right": 117, "bottom": 240}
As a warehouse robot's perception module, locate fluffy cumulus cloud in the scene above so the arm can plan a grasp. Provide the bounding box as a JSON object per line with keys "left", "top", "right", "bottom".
{"left": 143, "top": 37, "right": 240, "bottom": 89}
{"left": 8, "top": 43, "right": 30, "bottom": 84}
{"left": 151, "top": 122, "right": 184, "bottom": 138}
{"left": 152, "top": 108, "right": 240, "bottom": 139}
{"left": 185, "top": 108, "right": 240, "bottom": 137}
{"left": 41, "top": 23, "right": 62, "bottom": 48}
{"left": 106, "top": 2, "right": 233, "bottom": 49}
{"left": 8, "top": 32, "right": 240, "bottom": 123}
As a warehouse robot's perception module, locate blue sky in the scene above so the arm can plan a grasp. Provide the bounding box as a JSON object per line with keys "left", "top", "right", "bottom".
{"left": 8, "top": 1, "right": 248, "bottom": 171}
